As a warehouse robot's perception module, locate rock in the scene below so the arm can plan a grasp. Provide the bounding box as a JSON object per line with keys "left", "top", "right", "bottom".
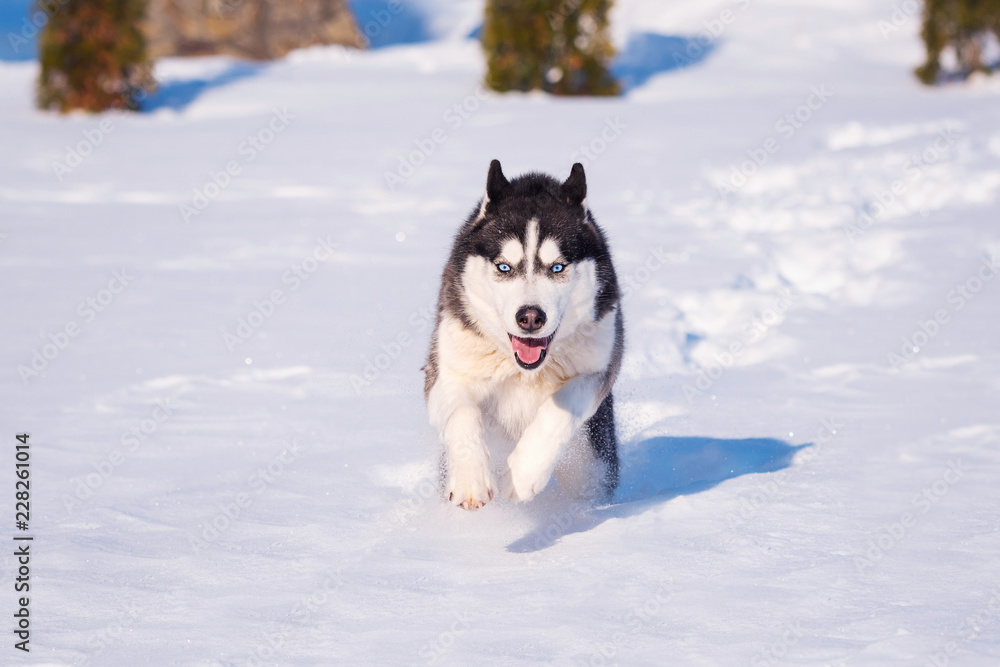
{"left": 143, "top": 0, "right": 365, "bottom": 60}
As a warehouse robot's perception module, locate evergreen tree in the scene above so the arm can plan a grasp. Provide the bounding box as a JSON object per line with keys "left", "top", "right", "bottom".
{"left": 916, "top": 0, "right": 1000, "bottom": 84}
{"left": 37, "top": 0, "right": 154, "bottom": 112}
{"left": 482, "top": 0, "right": 619, "bottom": 96}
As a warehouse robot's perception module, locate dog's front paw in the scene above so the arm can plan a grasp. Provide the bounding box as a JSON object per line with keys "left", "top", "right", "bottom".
{"left": 447, "top": 464, "right": 496, "bottom": 511}
{"left": 501, "top": 452, "right": 554, "bottom": 502}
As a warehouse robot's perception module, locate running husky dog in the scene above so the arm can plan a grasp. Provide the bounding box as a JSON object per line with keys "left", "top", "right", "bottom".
{"left": 424, "top": 160, "right": 624, "bottom": 510}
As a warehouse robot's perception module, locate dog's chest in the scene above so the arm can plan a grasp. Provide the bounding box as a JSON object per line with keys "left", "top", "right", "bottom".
{"left": 483, "top": 375, "right": 559, "bottom": 441}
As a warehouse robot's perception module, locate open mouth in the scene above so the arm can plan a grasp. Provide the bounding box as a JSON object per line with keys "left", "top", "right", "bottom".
{"left": 508, "top": 333, "right": 554, "bottom": 370}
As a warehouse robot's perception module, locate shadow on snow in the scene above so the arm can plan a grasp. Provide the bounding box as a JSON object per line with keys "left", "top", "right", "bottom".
{"left": 348, "top": 0, "right": 433, "bottom": 49}
{"left": 612, "top": 32, "right": 717, "bottom": 90}
{"left": 0, "top": 0, "right": 37, "bottom": 62}
{"left": 142, "top": 62, "right": 264, "bottom": 112}
{"left": 507, "top": 436, "right": 809, "bottom": 553}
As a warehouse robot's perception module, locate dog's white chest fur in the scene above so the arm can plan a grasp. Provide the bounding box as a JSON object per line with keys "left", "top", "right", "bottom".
{"left": 485, "top": 373, "right": 560, "bottom": 443}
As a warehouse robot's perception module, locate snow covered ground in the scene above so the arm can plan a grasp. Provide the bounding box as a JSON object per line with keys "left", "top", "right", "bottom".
{"left": 2, "top": 0, "right": 999, "bottom": 664}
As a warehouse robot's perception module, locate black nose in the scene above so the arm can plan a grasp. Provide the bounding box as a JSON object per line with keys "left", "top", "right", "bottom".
{"left": 516, "top": 306, "right": 546, "bottom": 333}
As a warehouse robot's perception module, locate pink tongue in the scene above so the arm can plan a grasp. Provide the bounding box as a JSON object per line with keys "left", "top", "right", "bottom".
{"left": 511, "top": 336, "right": 546, "bottom": 364}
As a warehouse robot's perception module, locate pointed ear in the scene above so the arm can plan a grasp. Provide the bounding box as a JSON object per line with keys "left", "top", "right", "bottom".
{"left": 486, "top": 159, "right": 509, "bottom": 203}
{"left": 561, "top": 163, "right": 586, "bottom": 206}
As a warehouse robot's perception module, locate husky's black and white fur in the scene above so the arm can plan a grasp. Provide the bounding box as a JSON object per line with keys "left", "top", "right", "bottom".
{"left": 424, "top": 160, "right": 624, "bottom": 510}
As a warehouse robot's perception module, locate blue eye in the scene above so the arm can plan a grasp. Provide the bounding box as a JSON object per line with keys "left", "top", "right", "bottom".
{"left": 497, "top": 263, "right": 511, "bottom": 273}
{"left": 551, "top": 263, "right": 564, "bottom": 273}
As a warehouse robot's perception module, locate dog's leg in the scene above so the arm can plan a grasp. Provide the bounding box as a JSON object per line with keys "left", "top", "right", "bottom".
{"left": 427, "top": 376, "right": 495, "bottom": 510}
{"left": 502, "top": 374, "right": 605, "bottom": 502}
{"left": 586, "top": 393, "right": 619, "bottom": 501}
{"left": 555, "top": 395, "right": 619, "bottom": 501}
